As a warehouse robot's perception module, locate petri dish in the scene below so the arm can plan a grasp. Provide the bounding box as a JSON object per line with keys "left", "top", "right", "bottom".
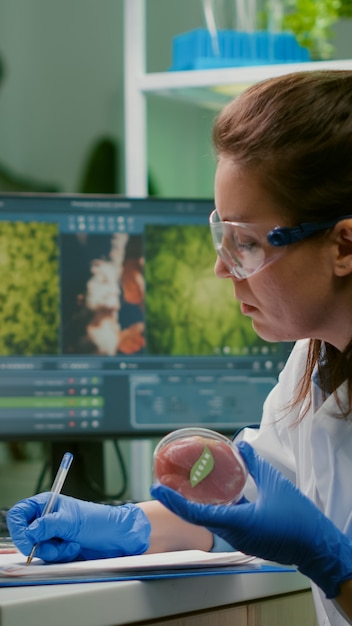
{"left": 153, "top": 427, "right": 247, "bottom": 505}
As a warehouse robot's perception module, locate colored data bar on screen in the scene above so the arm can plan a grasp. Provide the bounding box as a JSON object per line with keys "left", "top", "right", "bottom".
{"left": 0, "top": 396, "right": 104, "bottom": 408}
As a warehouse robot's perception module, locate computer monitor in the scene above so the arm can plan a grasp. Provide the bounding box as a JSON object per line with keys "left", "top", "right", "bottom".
{"left": 0, "top": 194, "right": 292, "bottom": 498}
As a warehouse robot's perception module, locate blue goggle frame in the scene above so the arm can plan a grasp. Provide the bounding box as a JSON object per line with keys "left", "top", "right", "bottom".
{"left": 268, "top": 215, "right": 352, "bottom": 247}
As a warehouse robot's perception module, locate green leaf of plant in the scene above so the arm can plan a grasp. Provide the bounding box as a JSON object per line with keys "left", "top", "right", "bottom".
{"left": 190, "top": 446, "right": 215, "bottom": 487}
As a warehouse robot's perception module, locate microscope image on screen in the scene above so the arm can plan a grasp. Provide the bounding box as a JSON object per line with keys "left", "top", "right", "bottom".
{"left": 0, "top": 220, "right": 60, "bottom": 356}
{"left": 61, "top": 232, "right": 145, "bottom": 356}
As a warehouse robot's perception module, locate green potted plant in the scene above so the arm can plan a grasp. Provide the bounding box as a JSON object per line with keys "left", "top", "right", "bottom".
{"left": 279, "top": 0, "right": 341, "bottom": 59}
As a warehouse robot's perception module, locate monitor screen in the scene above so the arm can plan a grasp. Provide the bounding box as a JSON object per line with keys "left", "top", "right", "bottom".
{"left": 0, "top": 194, "right": 292, "bottom": 442}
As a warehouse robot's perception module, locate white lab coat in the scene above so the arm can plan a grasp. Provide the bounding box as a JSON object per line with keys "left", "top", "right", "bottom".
{"left": 235, "top": 339, "right": 352, "bottom": 626}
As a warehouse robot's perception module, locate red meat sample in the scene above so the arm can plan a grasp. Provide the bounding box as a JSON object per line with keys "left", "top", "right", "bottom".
{"left": 154, "top": 435, "right": 247, "bottom": 505}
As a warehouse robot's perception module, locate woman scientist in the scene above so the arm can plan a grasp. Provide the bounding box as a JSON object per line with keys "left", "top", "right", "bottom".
{"left": 7, "top": 70, "right": 352, "bottom": 626}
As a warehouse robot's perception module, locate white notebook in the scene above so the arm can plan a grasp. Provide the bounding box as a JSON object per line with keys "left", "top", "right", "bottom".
{"left": 0, "top": 549, "right": 257, "bottom": 579}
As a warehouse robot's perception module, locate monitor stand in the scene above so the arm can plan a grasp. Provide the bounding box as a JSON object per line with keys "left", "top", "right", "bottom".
{"left": 50, "top": 441, "right": 106, "bottom": 501}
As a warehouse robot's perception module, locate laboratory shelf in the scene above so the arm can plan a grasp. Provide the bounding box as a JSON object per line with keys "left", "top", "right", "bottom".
{"left": 139, "top": 59, "right": 352, "bottom": 109}
{"left": 140, "top": 58, "right": 352, "bottom": 94}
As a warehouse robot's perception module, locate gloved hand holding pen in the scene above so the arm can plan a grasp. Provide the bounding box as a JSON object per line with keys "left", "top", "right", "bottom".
{"left": 7, "top": 495, "right": 151, "bottom": 562}
{"left": 151, "top": 441, "right": 352, "bottom": 600}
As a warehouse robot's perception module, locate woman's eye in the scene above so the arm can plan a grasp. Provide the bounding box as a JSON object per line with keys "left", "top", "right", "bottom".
{"left": 237, "top": 241, "right": 259, "bottom": 252}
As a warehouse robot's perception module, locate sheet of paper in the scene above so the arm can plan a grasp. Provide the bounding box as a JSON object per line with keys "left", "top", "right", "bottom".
{"left": 0, "top": 550, "right": 257, "bottom": 579}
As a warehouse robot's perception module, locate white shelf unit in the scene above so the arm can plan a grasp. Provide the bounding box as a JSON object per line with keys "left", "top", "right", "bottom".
{"left": 123, "top": 0, "right": 352, "bottom": 198}
{"left": 122, "top": 0, "right": 352, "bottom": 500}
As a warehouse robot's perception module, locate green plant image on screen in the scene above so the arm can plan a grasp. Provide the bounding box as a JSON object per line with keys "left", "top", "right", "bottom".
{"left": 0, "top": 221, "right": 60, "bottom": 355}
{"left": 145, "top": 224, "right": 274, "bottom": 357}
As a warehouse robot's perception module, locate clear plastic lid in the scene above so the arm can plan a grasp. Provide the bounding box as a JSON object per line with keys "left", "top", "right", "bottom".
{"left": 153, "top": 427, "right": 247, "bottom": 505}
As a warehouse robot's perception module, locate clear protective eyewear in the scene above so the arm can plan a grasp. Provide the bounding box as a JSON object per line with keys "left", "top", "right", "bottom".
{"left": 209, "top": 208, "right": 352, "bottom": 280}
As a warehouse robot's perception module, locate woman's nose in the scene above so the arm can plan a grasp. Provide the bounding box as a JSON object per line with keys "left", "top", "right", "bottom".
{"left": 214, "top": 255, "right": 245, "bottom": 282}
{"left": 214, "top": 255, "right": 231, "bottom": 279}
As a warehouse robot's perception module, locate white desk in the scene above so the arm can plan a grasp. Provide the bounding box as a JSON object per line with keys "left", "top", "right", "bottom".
{"left": 0, "top": 569, "right": 316, "bottom": 626}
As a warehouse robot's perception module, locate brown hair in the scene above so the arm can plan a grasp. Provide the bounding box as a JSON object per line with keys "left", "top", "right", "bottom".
{"left": 213, "top": 70, "right": 352, "bottom": 417}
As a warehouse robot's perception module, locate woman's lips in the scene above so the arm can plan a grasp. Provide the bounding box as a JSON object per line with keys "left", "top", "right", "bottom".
{"left": 240, "top": 302, "right": 258, "bottom": 316}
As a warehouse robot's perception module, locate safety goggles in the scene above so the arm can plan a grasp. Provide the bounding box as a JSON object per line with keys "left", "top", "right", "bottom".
{"left": 209, "top": 208, "right": 352, "bottom": 280}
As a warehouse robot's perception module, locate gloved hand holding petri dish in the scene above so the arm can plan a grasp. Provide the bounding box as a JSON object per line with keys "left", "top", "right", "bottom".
{"left": 153, "top": 427, "right": 248, "bottom": 505}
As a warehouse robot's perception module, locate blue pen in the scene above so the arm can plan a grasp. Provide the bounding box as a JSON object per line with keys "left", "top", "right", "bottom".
{"left": 26, "top": 451, "right": 74, "bottom": 565}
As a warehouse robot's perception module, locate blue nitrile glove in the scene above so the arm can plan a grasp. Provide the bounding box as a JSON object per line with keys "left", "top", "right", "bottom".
{"left": 151, "top": 441, "right": 352, "bottom": 599}
{"left": 7, "top": 493, "right": 151, "bottom": 563}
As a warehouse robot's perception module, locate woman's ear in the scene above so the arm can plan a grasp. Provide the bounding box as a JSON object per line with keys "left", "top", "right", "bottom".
{"left": 333, "top": 219, "right": 352, "bottom": 276}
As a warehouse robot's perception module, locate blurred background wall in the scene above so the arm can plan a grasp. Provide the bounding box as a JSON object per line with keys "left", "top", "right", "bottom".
{"left": 0, "top": 1, "right": 351, "bottom": 200}
{"left": 0, "top": 0, "right": 217, "bottom": 199}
